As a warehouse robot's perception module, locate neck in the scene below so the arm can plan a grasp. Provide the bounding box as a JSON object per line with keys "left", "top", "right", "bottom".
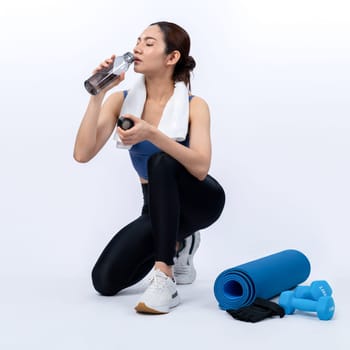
{"left": 144, "top": 76, "right": 175, "bottom": 104}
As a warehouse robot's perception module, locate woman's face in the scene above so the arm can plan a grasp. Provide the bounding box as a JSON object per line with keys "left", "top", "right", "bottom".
{"left": 133, "top": 25, "right": 168, "bottom": 75}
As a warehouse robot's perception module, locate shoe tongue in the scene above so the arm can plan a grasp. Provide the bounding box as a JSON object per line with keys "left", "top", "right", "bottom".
{"left": 152, "top": 269, "right": 177, "bottom": 286}
{"left": 154, "top": 269, "right": 168, "bottom": 279}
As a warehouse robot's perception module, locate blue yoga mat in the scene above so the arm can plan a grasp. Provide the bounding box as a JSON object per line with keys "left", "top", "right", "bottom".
{"left": 213, "top": 249, "right": 311, "bottom": 310}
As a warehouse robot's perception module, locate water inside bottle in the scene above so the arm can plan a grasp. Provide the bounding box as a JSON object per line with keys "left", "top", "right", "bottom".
{"left": 84, "top": 60, "right": 118, "bottom": 95}
{"left": 84, "top": 71, "right": 119, "bottom": 95}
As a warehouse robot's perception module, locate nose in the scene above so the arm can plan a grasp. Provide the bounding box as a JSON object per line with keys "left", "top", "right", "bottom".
{"left": 133, "top": 43, "right": 142, "bottom": 55}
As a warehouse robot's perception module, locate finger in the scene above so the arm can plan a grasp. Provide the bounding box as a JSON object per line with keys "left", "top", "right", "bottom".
{"left": 119, "top": 135, "right": 132, "bottom": 145}
{"left": 117, "top": 127, "right": 130, "bottom": 137}
{"left": 92, "top": 63, "right": 105, "bottom": 73}
{"left": 113, "top": 74, "right": 125, "bottom": 84}
{"left": 120, "top": 127, "right": 134, "bottom": 136}
{"left": 102, "top": 61, "right": 111, "bottom": 68}
{"left": 94, "top": 64, "right": 106, "bottom": 72}
{"left": 107, "top": 74, "right": 125, "bottom": 89}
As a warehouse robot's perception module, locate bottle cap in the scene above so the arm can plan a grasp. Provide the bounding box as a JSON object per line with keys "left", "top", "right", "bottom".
{"left": 123, "top": 52, "right": 134, "bottom": 63}
{"left": 117, "top": 116, "right": 134, "bottom": 130}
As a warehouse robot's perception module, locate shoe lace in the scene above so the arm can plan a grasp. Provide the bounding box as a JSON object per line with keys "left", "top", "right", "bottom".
{"left": 148, "top": 271, "right": 168, "bottom": 290}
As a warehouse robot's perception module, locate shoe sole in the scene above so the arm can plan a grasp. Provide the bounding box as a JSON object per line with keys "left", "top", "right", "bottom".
{"left": 134, "top": 302, "right": 168, "bottom": 314}
{"left": 135, "top": 296, "right": 180, "bottom": 314}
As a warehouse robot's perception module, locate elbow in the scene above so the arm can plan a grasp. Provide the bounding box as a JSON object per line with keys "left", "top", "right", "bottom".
{"left": 73, "top": 151, "right": 91, "bottom": 163}
{"left": 73, "top": 142, "right": 97, "bottom": 163}
{"left": 191, "top": 157, "right": 210, "bottom": 181}
{"left": 194, "top": 165, "right": 210, "bottom": 181}
{"left": 196, "top": 172, "right": 208, "bottom": 181}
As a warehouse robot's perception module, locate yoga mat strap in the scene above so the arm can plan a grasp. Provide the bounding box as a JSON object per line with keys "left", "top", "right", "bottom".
{"left": 226, "top": 297, "right": 285, "bottom": 323}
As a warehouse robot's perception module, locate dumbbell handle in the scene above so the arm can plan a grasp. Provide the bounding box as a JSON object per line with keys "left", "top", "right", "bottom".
{"left": 292, "top": 297, "right": 318, "bottom": 311}
{"left": 295, "top": 286, "right": 315, "bottom": 299}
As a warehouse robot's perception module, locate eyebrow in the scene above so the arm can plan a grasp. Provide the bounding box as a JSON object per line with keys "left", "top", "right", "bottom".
{"left": 137, "top": 36, "right": 157, "bottom": 41}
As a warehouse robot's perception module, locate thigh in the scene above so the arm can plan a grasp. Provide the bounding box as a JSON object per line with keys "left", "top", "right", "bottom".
{"left": 92, "top": 214, "right": 155, "bottom": 295}
{"left": 147, "top": 152, "right": 225, "bottom": 240}
{"left": 178, "top": 173, "right": 226, "bottom": 238}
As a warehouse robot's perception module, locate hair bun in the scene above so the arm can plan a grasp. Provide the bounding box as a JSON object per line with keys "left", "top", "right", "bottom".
{"left": 184, "top": 56, "right": 196, "bottom": 71}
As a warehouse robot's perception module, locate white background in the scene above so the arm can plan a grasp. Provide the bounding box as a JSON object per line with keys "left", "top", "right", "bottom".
{"left": 0, "top": 0, "right": 349, "bottom": 349}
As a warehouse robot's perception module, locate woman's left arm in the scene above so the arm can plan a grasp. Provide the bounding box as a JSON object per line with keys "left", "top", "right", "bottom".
{"left": 118, "top": 97, "right": 211, "bottom": 180}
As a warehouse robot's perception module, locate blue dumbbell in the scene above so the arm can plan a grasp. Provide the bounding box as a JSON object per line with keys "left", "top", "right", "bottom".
{"left": 279, "top": 291, "right": 335, "bottom": 320}
{"left": 294, "top": 280, "right": 332, "bottom": 300}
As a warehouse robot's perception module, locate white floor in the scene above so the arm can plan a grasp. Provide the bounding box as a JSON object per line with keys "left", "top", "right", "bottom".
{"left": 1, "top": 268, "right": 348, "bottom": 350}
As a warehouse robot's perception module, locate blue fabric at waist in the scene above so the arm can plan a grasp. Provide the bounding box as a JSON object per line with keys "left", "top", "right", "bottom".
{"left": 129, "top": 137, "right": 189, "bottom": 180}
{"left": 129, "top": 141, "right": 160, "bottom": 180}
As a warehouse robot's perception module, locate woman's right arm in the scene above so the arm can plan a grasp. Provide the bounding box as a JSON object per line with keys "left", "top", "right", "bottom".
{"left": 73, "top": 90, "right": 124, "bottom": 163}
{"left": 73, "top": 55, "right": 126, "bottom": 163}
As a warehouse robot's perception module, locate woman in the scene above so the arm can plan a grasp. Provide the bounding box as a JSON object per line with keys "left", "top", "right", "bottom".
{"left": 74, "top": 21, "right": 225, "bottom": 314}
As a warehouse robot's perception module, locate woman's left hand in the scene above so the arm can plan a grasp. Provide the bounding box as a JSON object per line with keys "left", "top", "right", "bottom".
{"left": 117, "top": 114, "right": 154, "bottom": 145}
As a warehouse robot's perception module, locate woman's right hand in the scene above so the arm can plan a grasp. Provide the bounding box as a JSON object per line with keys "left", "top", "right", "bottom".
{"left": 92, "top": 54, "right": 125, "bottom": 94}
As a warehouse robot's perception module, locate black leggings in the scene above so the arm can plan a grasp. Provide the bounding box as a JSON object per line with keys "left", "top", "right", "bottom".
{"left": 91, "top": 152, "right": 225, "bottom": 296}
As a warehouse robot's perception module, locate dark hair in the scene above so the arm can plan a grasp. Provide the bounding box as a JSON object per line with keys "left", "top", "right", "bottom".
{"left": 150, "top": 21, "right": 196, "bottom": 89}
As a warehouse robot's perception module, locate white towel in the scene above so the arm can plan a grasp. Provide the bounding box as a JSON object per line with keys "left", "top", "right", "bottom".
{"left": 113, "top": 76, "right": 190, "bottom": 148}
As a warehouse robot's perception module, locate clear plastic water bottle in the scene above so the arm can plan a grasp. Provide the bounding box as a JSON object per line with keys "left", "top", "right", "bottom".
{"left": 84, "top": 52, "right": 134, "bottom": 95}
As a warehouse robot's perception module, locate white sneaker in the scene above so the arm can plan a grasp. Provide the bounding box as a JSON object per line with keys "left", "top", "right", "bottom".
{"left": 134, "top": 269, "right": 180, "bottom": 314}
{"left": 174, "top": 231, "right": 201, "bottom": 285}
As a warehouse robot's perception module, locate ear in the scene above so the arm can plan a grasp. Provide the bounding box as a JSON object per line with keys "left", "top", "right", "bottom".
{"left": 166, "top": 50, "right": 181, "bottom": 67}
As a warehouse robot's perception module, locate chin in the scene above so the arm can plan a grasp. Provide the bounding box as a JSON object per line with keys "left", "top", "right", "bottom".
{"left": 133, "top": 66, "right": 144, "bottom": 74}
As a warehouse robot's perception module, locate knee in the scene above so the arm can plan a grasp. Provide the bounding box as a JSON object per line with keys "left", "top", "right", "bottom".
{"left": 148, "top": 152, "right": 179, "bottom": 178}
{"left": 215, "top": 184, "right": 226, "bottom": 221}
{"left": 91, "top": 263, "right": 120, "bottom": 296}
{"left": 216, "top": 183, "right": 226, "bottom": 209}
{"left": 207, "top": 178, "right": 226, "bottom": 219}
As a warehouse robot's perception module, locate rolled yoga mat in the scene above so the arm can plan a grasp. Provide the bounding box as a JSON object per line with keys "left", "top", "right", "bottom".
{"left": 214, "top": 249, "right": 311, "bottom": 310}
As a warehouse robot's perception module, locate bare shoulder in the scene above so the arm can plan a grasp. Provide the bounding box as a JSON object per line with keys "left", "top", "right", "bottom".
{"left": 189, "top": 95, "right": 210, "bottom": 122}
{"left": 190, "top": 95, "right": 209, "bottom": 108}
